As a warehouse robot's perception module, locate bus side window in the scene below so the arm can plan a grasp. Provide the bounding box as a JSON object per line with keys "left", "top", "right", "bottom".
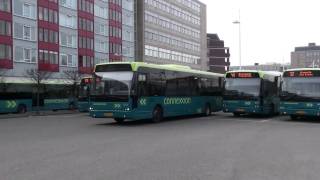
{"left": 138, "top": 73, "right": 148, "bottom": 97}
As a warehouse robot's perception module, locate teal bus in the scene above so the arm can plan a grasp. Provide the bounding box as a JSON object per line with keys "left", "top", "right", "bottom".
{"left": 89, "top": 62, "right": 224, "bottom": 123}
{"left": 0, "top": 78, "right": 76, "bottom": 114}
{"left": 280, "top": 68, "right": 320, "bottom": 119}
{"left": 223, "top": 70, "right": 281, "bottom": 116}
{"left": 78, "top": 77, "right": 92, "bottom": 112}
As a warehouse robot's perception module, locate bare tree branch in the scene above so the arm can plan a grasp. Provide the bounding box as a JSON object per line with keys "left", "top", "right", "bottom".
{"left": 63, "top": 70, "right": 83, "bottom": 97}
{"left": 25, "top": 69, "right": 52, "bottom": 114}
{"left": 26, "top": 69, "right": 52, "bottom": 84}
{"left": 0, "top": 69, "right": 9, "bottom": 92}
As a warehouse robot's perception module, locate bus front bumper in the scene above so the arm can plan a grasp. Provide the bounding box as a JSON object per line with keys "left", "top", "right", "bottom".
{"left": 89, "top": 108, "right": 152, "bottom": 120}
{"left": 280, "top": 108, "right": 320, "bottom": 116}
{"left": 280, "top": 102, "right": 320, "bottom": 117}
{"left": 223, "top": 101, "right": 262, "bottom": 114}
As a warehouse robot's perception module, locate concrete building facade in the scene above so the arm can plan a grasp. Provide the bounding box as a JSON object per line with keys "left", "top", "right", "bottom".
{"left": 135, "top": 0, "right": 207, "bottom": 70}
{"left": 291, "top": 43, "right": 320, "bottom": 68}
{"left": 0, "top": 0, "right": 134, "bottom": 80}
{"left": 207, "top": 33, "right": 230, "bottom": 73}
{"left": 230, "top": 63, "right": 290, "bottom": 72}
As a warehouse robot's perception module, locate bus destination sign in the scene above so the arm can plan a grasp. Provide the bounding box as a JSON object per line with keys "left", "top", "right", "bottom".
{"left": 283, "top": 70, "right": 320, "bottom": 77}
{"left": 226, "top": 72, "right": 260, "bottom": 78}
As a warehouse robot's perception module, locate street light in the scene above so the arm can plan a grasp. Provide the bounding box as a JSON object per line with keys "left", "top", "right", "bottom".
{"left": 233, "top": 11, "right": 242, "bottom": 70}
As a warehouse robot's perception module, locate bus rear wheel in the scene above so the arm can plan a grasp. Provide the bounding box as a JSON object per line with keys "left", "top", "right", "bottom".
{"left": 204, "top": 104, "right": 211, "bottom": 116}
{"left": 233, "top": 112, "right": 241, "bottom": 117}
{"left": 17, "top": 105, "right": 27, "bottom": 114}
{"left": 114, "top": 118, "right": 125, "bottom": 123}
{"left": 152, "top": 106, "right": 163, "bottom": 123}
{"left": 290, "top": 115, "right": 299, "bottom": 120}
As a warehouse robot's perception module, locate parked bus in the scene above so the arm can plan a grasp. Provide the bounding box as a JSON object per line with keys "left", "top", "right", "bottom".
{"left": 223, "top": 70, "right": 281, "bottom": 116}
{"left": 78, "top": 77, "right": 92, "bottom": 112}
{"left": 280, "top": 68, "right": 320, "bottom": 119}
{"left": 89, "top": 62, "right": 224, "bottom": 123}
{"left": 0, "top": 78, "right": 76, "bottom": 114}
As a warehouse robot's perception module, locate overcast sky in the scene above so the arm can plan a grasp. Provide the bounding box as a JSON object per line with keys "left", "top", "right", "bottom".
{"left": 200, "top": 0, "right": 320, "bottom": 66}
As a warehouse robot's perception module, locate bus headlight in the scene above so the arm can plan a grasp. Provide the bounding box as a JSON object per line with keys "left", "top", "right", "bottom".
{"left": 89, "top": 107, "right": 93, "bottom": 111}
{"left": 125, "top": 107, "right": 130, "bottom": 111}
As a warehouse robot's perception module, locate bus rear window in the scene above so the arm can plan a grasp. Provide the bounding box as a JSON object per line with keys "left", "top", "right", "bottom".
{"left": 95, "top": 64, "right": 132, "bottom": 72}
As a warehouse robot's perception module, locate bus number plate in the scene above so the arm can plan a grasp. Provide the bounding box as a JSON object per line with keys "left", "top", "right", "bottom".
{"left": 104, "top": 113, "right": 113, "bottom": 117}
{"left": 236, "top": 109, "right": 245, "bottom": 112}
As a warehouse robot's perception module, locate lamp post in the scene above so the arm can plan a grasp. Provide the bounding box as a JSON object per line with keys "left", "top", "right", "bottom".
{"left": 233, "top": 11, "right": 242, "bottom": 70}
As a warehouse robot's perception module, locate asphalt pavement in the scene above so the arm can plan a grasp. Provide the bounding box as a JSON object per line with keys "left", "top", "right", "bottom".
{"left": 1, "top": 113, "right": 320, "bottom": 180}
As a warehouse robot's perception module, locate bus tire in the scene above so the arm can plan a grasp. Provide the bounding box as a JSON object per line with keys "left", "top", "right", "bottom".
{"left": 233, "top": 112, "right": 241, "bottom": 117}
{"left": 69, "top": 103, "right": 75, "bottom": 110}
{"left": 17, "top": 105, "right": 27, "bottom": 114}
{"left": 290, "top": 115, "right": 298, "bottom": 120}
{"left": 204, "top": 103, "right": 211, "bottom": 116}
{"left": 152, "top": 106, "right": 163, "bottom": 123}
{"left": 114, "top": 118, "right": 125, "bottom": 123}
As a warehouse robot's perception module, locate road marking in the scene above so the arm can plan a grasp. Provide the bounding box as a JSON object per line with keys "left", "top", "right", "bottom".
{"left": 260, "top": 119, "right": 270, "bottom": 123}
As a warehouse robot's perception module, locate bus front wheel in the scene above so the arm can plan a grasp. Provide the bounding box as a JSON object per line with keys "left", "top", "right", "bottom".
{"left": 114, "top": 118, "right": 125, "bottom": 123}
{"left": 152, "top": 106, "right": 163, "bottom": 123}
{"left": 204, "top": 104, "right": 211, "bottom": 116}
{"left": 17, "top": 105, "right": 27, "bottom": 114}
{"left": 233, "top": 112, "right": 241, "bottom": 117}
{"left": 290, "top": 115, "right": 299, "bottom": 120}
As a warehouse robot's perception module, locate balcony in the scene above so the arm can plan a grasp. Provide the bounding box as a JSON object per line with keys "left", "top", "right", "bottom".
{"left": 79, "top": 67, "right": 93, "bottom": 74}
{"left": 38, "top": 61, "right": 59, "bottom": 72}
{"left": 0, "top": 59, "right": 13, "bottom": 69}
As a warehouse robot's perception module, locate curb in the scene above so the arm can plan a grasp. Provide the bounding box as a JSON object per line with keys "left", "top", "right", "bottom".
{"left": 0, "top": 110, "right": 81, "bottom": 119}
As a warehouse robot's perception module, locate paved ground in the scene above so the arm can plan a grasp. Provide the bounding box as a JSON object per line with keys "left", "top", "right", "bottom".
{"left": 1, "top": 112, "right": 320, "bottom": 180}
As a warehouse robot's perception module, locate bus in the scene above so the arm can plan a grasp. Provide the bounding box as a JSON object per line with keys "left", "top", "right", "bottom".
{"left": 223, "top": 70, "right": 281, "bottom": 116}
{"left": 78, "top": 77, "right": 92, "bottom": 112}
{"left": 89, "top": 62, "right": 224, "bottom": 123}
{"left": 0, "top": 78, "right": 76, "bottom": 114}
{"left": 280, "top": 68, "right": 320, "bottom": 119}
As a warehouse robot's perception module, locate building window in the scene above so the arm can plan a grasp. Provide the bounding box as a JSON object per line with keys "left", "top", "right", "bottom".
{"left": 60, "top": 32, "right": 77, "bottom": 48}
{"left": 23, "top": 3, "right": 36, "bottom": 19}
{"left": 78, "top": 0, "right": 93, "bottom": 14}
{"left": 0, "top": 0, "right": 11, "bottom": 12}
{"left": 0, "top": 20, "right": 11, "bottom": 36}
{"left": 39, "top": 7, "right": 58, "bottom": 24}
{"left": 78, "top": 36, "right": 93, "bottom": 50}
{"left": 82, "top": 56, "right": 93, "bottom": 67}
{"left": 39, "top": 50, "right": 58, "bottom": 64}
{"left": 14, "top": 23, "right": 36, "bottom": 41}
{"left": 95, "top": 40, "right": 108, "bottom": 53}
{"left": 23, "top": 25, "right": 31, "bottom": 40}
{"left": 13, "top": 0, "right": 36, "bottom": 19}
{"left": 94, "top": 4, "right": 108, "bottom": 19}
{"left": 59, "top": 14, "right": 77, "bottom": 28}
{"left": 60, "top": 53, "right": 77, "bottom": 67}
{"left": 0, "top": 44, "right": 11, "bottom": 60}
{"left": 14, "top": 46, "right": 36, "bottom": 63}
{"left": 59, "top": 0, "right": 77, "bottom": 9}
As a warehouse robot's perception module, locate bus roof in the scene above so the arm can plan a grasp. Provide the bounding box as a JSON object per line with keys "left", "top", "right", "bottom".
{"left": 95, "top": 62, "right": 224, "bottom": 77}
{"left": 284, "top": 68, "right": 320, "bottom": 72}
{"left": 225, "top": 70, "right": 282, "bottom": 78}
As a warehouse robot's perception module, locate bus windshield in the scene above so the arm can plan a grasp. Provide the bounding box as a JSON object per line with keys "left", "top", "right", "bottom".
{"left": 282, "top": 77, "right": 320, "bottom": 98}
{"left": 225, "top": 78, "right": 261, "bottom": 97}
{"left": 91, "top": 72, "right": 133, "bottom": 102}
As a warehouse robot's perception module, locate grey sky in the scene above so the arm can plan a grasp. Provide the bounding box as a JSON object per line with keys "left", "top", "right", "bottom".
{"left": 200, "top": 0, "right": 320, "bottom": 66}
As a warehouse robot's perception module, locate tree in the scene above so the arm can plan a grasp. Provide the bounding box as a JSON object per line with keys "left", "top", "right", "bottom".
{"left": 0, "top": 69, "right": 9, "bottom": 92}
{"left": 26, "top": 69, "right": 52, "bottom": 114}
{"left": 63, "top": 70, "right": 83, "bottom": 98}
